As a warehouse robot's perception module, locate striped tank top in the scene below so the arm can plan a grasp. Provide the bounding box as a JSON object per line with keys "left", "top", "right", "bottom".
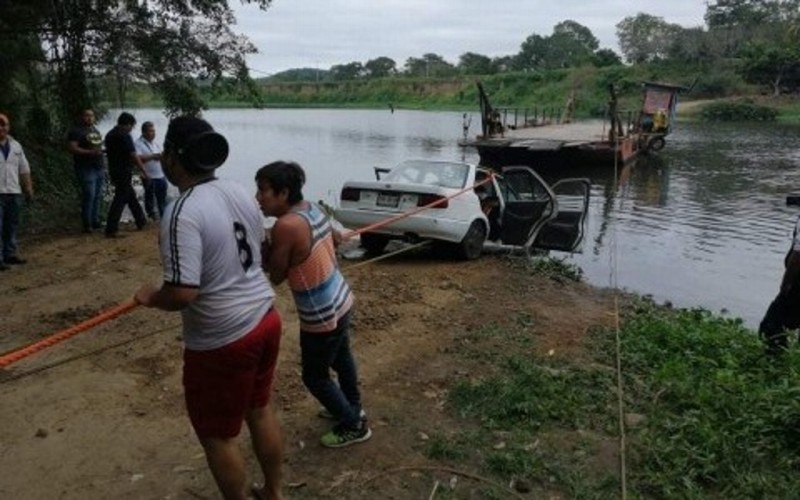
{"left": 287, "top": 202, "right": 354, "bottom": 333}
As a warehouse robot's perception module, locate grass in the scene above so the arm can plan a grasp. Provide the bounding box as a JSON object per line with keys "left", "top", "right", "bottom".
{"left": 434, "top": 275, "right": 800, "bottom": 499}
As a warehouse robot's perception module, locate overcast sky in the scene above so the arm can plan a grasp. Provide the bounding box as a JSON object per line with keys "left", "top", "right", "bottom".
{"left": 232, "top": 1, "right": 708, "bottom": 76}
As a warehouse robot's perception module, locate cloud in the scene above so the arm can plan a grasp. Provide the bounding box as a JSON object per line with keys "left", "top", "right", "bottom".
{"left": 234, "top": 0, "right": 707, "bottom": 75}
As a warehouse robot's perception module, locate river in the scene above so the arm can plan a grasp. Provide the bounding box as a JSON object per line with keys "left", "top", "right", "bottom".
{"left": 102, "top": 109, "right": 800, "bottom": 327}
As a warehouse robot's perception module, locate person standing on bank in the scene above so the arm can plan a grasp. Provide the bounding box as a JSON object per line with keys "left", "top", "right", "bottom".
{"left": 104, "top": 112, "right": 148, "bottom": 238}
{"left": 0, "top": 113, "right": 34, "bottom": 271}
{"left": 67, "top": 109, "right": 105, "bottom": 233}
{"left": 759, "top": 213, "right": 800, "bottom": 353}
{"left": 135, "top": 121, "right": 168, "bottom": 220}
{"left": 255, "top": 161, "right": 371, "bottom": 448}
{"left": 135, "top": 116, "right": 284, "bottom": 500}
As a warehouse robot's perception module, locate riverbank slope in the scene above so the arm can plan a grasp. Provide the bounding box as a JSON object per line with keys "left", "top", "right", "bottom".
{"left": 2, "top": 223, "right": 797, "bottom": 498}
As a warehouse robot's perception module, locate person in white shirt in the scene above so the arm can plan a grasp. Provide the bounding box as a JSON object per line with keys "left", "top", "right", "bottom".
{"left": 0, "top": 112, "right": 34, "bottom": 271}
{"left": 134, "top": 121, "right": 168, "bottom": 220}
{"left": 134, "top": 116, "right": 284, "bottom": 500}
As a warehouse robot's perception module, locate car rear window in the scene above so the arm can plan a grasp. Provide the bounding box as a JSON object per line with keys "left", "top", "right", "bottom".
{"left": 384, "top": 161, "right": 469, "bottom": 189}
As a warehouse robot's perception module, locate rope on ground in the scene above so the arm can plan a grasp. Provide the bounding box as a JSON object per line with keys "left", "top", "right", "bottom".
{"left": 0, "top": 321, "right": 181, "bottom": 385}
{"left": 0, "top": 300, "right": 138, "bottom": 369}
{"left": 3, "top": 175, "right": 490, "bottom": 373}
{"left": 356, "top": 465, "right": 526, "bottom": 500}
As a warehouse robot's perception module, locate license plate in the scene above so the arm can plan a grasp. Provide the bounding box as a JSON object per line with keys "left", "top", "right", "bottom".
{"left": 376, "top": 192, "right": 400, "bottom": 208}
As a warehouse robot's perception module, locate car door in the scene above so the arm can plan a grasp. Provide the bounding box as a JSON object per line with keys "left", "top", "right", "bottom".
{"left": 498, "top": 167, "right": 557, "bottom": 246}
{"left": 532, "top": 178, "right": 591, "bottom": 252}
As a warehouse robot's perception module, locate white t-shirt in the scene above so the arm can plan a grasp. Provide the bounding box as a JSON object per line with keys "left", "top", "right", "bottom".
{"left": 0, "top": 137, "right": 30, "bottom": 194}
{"left": 134, "top": 136, "right": 165, "bottom": 179}
{"left": 161, "top": 178, "right": 275, "bottom": 350}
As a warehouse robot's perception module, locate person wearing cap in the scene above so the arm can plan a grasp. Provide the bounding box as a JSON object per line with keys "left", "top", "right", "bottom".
{"left": 0, "top": 112, "right": 34, "bottom": 271}
{"left": 134, "top": 121, "right": 168, "bottom": 220}
{"left": 134, "top": 116, "right": 284, "bottom": 500}
{"left": 255, "top": 161, "right": 371, "bottom": 449}
{"left": 104, "top": 112, "right": 148, "bottom": 238}
{"left": 67, "top": 109, "right": 105, "bottom": 233}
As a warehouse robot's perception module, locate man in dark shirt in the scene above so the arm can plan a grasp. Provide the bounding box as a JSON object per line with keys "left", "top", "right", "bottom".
{"left": 67, "top": 109, "right": 105, "bottom": 233}
{"left": 760, "top": 215, "right": 800, "bottom": 353}
{"left": 104, "top": 112, "right": 148, "bottom": 238}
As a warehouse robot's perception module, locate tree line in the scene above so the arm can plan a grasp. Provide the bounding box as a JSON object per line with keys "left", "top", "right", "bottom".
{"left": 270, "top": 1, "right": 800, "bottom": 97}
{"left": 0, "top": 0, "right": 270, "bottom": 143}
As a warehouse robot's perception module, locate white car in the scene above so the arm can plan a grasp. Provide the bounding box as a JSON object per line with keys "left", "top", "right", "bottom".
{"left": 334, "top": 159, "right": 590, "bottom": 259}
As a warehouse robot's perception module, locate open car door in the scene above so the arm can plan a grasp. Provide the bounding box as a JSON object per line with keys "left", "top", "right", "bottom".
{"left": 498, "top": 166, "right": 557, "bottom": 246}
{"left": 531, "top": 178, "right": 591, "bottom": 252}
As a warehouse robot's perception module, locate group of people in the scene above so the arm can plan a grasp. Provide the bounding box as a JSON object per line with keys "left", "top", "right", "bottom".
{"left": 68, "top": 109, "right": 169, "bottom": 237}
{"left": 130, "top": 116, "right": 369, "bottom": 500}
{"left": 2, "top": 109, "right": 369, "bottom": 498}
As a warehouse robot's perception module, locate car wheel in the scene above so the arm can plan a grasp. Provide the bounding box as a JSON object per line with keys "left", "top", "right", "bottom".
{"left": 457, "top": 220, "right": 487, "bottom": 260}
{"left": 360, "top": 232, "right": 390, "bottom": 254}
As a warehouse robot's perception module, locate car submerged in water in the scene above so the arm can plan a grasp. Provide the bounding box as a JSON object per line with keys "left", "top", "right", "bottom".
{"left": 334, "top": 159, "right": 591, "bottom": 260}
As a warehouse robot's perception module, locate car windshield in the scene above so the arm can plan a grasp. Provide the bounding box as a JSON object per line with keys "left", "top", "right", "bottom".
{"left": 384, "top": 160, "right": 470, "bottom": 189}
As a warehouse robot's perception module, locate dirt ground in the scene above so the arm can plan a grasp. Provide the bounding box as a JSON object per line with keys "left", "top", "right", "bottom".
{"left": 0, "top": 224, "right": 617, "bottom": 499}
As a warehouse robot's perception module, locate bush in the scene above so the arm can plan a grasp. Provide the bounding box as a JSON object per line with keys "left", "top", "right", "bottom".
{"left": 692, "top": 71, "right": 747, "bottom": 98}
{"left": 700, "top": 100, "right": 778, "bottom": 121}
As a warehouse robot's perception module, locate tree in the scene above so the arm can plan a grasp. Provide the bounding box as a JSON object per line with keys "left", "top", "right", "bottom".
{"left": 457, "top": 52, "right": 494, "bottom": 75}
{"left": 740, "top": 42, "right": 800, "bottom": 94}
{"left": 329, "top": 61, "right": 364, "bottom": 81}
{"left": 616, "top": 13, "right": 683, "bottom": 63}
{"left": 404, "top": 53, "right": 455, "bottom": 77}
{"left": 705, "top": 0, "right": 774, "bottom": 28}
{"left": 705, "top": 0, "right": 800, "bottom": 56}
{"left": 516, "top": 33, "right": 549, "bottom": 70}
{"left": 364, "top": 57, "right": 397, "bottom": 78}
{"left": 490, "top": 55, "right": 516, "bottom": 73}
{"left": 516, "top": 21, "right": 600, "bottom": 70}
{"left": 553, "top": 20, "right": 599, "bottom": 52}
{"left": 667, "top": 27, "right": 715, "bottom": 64}
{"left": 592, "top": 48, "right": 622, "bottom": 67}
{"left": 11, "top": 0, "right": 271, "bottom": 123}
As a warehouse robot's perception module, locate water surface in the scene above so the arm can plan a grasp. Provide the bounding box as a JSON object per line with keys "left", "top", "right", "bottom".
{"left": 103, "top": 109, "right": 800, "bottom": 327}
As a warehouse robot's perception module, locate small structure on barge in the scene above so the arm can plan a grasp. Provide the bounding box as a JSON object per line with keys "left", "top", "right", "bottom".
{"left": 463, "top": 80, "right": 690, "bottom": 169}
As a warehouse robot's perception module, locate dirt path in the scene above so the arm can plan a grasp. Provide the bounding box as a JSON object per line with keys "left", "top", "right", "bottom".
{"left": 0, "top": 226, "right": 616, "bottom": 499}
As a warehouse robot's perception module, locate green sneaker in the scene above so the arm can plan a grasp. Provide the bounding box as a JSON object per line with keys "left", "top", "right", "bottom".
{"left": 320, "top": 423, "right": 372, "bottom": 448}
{"left": 317, "top": 408, "right": 367, "bottom": 421}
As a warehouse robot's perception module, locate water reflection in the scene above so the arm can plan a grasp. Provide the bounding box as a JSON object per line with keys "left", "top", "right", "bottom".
{"left": 100, "top": 110, "right": 799, "bottom": 327}
{"left": 552, "top": 121, "right": 800, "bottom": 326}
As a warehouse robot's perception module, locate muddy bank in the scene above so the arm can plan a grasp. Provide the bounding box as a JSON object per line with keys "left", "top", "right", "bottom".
{"left": 0, "top": 227, "right": 616, "bottom": 499}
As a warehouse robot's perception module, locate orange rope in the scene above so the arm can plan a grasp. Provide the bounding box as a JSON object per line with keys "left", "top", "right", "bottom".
{"left": 340, "top": 175, "right": 494, "bottom": 241}
{"left": 0, "top": 300, "right": 138, "bottom": 369}
{"left": 0, "top": 172, "right": 494, "bottom": 370}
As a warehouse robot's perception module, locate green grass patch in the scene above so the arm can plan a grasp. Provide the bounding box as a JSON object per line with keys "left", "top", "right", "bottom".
{"left": 439, "top": 295, "right": 800, "bottom": 498}
{"left": 700, "top": 99, "right": 778, "bottom": 122}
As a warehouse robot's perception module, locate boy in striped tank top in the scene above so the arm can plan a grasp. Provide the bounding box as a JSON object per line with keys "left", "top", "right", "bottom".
{"left": 256, "top": 161, "right": 371, "bottom": 448}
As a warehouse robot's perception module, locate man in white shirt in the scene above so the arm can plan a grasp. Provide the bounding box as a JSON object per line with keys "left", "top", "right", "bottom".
{"left": 134, "top": 116, "right": 284, "bottom": 500}
{"left": 0, "top": 112, "right": 34, "bottom": 271}
{"left": 134, "top": 121, "right": 168, "bottom": 220}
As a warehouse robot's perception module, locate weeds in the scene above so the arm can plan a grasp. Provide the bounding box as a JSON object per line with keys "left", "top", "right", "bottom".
{"left": 526, "top": 255, "right": 584, "bottom": 282}
{"left": 439, "top": 297, "right": 800, "bottom": 498}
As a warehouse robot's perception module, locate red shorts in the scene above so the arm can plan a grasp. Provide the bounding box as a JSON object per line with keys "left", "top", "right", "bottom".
{"left": 183, "top": 308, "right": 282, "bottom": 439}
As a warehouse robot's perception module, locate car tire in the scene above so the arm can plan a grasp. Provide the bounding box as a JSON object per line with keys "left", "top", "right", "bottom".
{"left": 456, "top": 220, "right": 487, "bottom": 260}
{"left": 360, "top": 232, "right": 390, "bottom": 254}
